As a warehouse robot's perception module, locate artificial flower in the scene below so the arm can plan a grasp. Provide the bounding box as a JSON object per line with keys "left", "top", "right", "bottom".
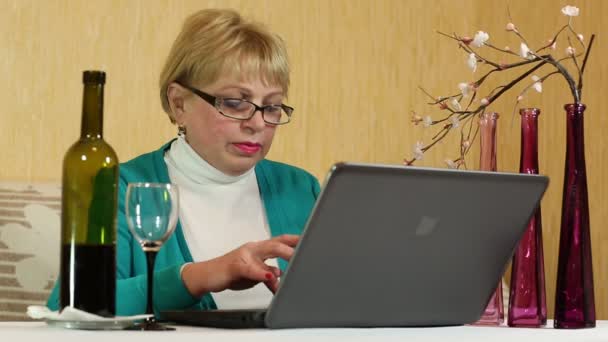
{"left": 413, "top": 141, "right": 424, "bottom": 160}
{"left": 531, "top": 75, "right": 543, "bottom": 93}
{"left": 577, "top": 33, "right": 584, "bottom": 42}
{"left": 520, "top": 42, "right": 534, "bottom": 59}
{"left": 423, "top": 115, "right": 433, "bottom": 127}
{"left": 467, "top": 53, "right": 477, "bottom": 72}
{"left": 461, "top": 36, "right": 473, "bottom": 45}
{"left": 458, "top": 82, "right": 470, "bottom": 97}
{"left": 561, "top": 5, "right": 580, "bottom": 17}
{"left": 451, "top": 98, "right": 462, "bottom": 111}
{"left": 550, "top": 40, "right": 557, "bottom": 50}
{"left": 566, "top": 46, "right": 576, "bottom": 56}
{"left": 411, "top": 112, "right": 422, "bottom": 125}
{"left": 450, "top": 115, "right": 460, "bottom": 128}
{"left": 444, "top": 159, "right": 458, "bottom": 169}
{"left": 472, "top": 31, "right": 489, "bottom": 48}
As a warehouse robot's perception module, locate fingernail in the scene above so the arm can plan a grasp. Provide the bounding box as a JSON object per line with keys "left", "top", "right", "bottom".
{"left": 265, "top": 273, "right": 273, "bottom": 280}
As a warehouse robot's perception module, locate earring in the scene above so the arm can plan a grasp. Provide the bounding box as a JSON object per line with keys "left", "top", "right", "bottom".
{"left": 177, "top": 124, "right": 187, "bottom": 137}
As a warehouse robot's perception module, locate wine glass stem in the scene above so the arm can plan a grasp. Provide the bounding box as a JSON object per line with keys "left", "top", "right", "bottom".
{"left": 145, "top": 250, "right": 158, "bottom": 317}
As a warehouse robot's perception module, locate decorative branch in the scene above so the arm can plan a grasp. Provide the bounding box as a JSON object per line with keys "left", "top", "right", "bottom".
{"left": 578, "top": 34, "right": 596, "bottom": 100}
{"left": 407, "top": 4, "right": 594, "bottom": 167}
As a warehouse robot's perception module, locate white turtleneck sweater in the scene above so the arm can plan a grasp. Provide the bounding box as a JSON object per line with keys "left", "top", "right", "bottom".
{"left": 164, "top": 136, "right": 276, "bottom": 309}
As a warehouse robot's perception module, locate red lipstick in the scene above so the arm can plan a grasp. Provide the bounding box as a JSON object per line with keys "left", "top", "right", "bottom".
{"left": 233, "top": 142, "right": 261, "bottom": 154}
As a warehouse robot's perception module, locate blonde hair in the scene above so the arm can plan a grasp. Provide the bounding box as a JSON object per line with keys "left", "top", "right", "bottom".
{"left": 159, "top": 8, "right": 290, "bottom": 122}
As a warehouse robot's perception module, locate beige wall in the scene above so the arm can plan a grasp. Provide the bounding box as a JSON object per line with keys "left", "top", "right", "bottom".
{"left": 2, "top": 0, "right": 607, "bottom": 318}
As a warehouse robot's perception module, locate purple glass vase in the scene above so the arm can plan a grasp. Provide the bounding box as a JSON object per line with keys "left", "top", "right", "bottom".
{"left": 474, "top": 112, "right": 504, "bottom": 326}
{"left": 507, "top": 108, "right": 547, "bottom": 327}
{"left": 554, "top": 103, "right": 595, "bottom": 329}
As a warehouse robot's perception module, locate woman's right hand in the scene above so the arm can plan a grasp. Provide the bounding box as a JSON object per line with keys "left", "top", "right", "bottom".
{"left": 181, "top": 234, "right": 299, "bottom": 297}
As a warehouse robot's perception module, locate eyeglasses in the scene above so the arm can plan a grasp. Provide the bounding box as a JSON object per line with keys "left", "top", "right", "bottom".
{"left": 177, "top": 82, "right": 293, "bottom": 125}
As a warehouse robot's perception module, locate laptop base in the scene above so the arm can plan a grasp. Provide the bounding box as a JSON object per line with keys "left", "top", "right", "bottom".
{"left": 161, "top": 309, "right": 267, "bottom": 329}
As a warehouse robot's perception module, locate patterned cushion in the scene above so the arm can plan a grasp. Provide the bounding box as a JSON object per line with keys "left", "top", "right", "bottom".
{"left": 0, "top": 182, "right": 60, "bottom": 320}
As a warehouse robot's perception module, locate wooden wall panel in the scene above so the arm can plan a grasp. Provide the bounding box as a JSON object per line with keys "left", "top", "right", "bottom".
{"left": 1, "top": 0, "right": 606, "bottom": 318}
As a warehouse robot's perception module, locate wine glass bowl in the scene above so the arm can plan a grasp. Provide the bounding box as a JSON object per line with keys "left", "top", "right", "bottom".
{"left": 126, "top": 183, "right": 178, "bottom": 247}
{"left": 125, "top": 182, "right": 179, "bottom": 331}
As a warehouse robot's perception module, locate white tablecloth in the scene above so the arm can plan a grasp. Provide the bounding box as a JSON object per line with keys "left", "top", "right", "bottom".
{"left": 1, "top": 321, "right": 607, "bottom": 342}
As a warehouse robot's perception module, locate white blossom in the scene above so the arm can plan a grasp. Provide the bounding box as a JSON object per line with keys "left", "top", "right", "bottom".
{"left": 505, "top": 23, "right": 516, "bottom": 32}
{"left": 444, "top": 159, "right": 458, "bottom": 169}
{"left": 566, "top": 46, "right": 576, "bottom": 56}
{"left": 423, "top": 115, "right": 433, "bottom": 127}
{"left": 520, "top": 43, "right": 530, "bottom": 57}
{"left": 472, "top": 31, "right": 489, "bottom": 48}
{"left": 467, "top": 53, "right": 478, "bottom": 72}
{"left": 577, "top": 34, "right": 584, "bottom": 42}
{"left": 517, "top": 95, "right": 524, "bottom": 102}
{"left": 413, "top": 141, "right": 424, "bottom": 160}
{"left": 462, "top": 140, "right": 471, "bottom": 149}
{"left": 550, "top": 40, "right": 557, "bottom": 50}
{"left": 480, "top": 98, "right": 489, "bottom": 106}
{"left": 411, "top": 112, "right": 422, "bottom": 125}
{"left": 451, "top": 98, "right": 462, "bottom": 111}
{"left": 561, "top": 5, "right": 580, "bottom": 17}
{"left": 450, "top": 115, "right": 460, "bottom": 128}
{"left": 531, "top": 75, "right": 542, "bottom": 93}
{"left": 520, "top": 42, "right": 534, "bottom": 59}
{"left": 458, "top": 82, "right": 470, "bottom": 97}
{"left": 504, "top": 46, "right": 511, "bottom": 51}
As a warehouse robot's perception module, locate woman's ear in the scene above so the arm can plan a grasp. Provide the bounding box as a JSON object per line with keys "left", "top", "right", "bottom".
{"left": 167, "top": 82, "right": 188, "bottom": 123}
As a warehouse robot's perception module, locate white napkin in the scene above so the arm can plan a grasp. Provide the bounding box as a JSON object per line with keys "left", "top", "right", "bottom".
{"left": 27, "top": 305, "right": 152, "bottom": 322}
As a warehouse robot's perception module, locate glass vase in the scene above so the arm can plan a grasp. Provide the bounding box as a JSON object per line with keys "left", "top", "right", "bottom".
{"left": 554, "top": 103, "right": 595, "bottom": 329}
{"left": 474, "top": 112, "right": 504, "bottom": 326}
{"left": 507, "top": 108, "right": 547, "bottom": 327}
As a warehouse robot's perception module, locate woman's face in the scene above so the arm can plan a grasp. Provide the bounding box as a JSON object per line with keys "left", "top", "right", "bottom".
{"left": 174, "top": 76, "right": 284, "bottom": 176}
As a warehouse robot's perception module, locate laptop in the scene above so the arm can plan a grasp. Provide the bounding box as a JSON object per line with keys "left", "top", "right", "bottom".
{"left": 161, "top": 162, "right": 549, "bottom": 329}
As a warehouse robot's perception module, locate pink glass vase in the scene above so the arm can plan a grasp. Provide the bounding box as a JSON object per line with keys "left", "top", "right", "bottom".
{"left": 554, "top": 104, "right": 595, "bottom": 329}
{"left": 474, "top": 112, "right": 504, "bottom": 326}
{"left": 507, "top": 108, "right": 547, "bottom": 327}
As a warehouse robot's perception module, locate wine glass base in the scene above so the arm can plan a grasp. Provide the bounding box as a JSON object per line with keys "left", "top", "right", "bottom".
{"left": 127, "top": 320, "right": 175, "bottom": 331}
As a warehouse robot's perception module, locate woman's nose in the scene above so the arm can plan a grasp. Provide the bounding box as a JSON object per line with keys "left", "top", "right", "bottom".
{"left": 242, "top": 108, "right": 267, "bottom": 131}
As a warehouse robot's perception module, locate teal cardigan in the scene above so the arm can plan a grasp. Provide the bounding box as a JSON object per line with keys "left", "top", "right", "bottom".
{"left": 47, "top": 140, "right": 321, "bottom": 316}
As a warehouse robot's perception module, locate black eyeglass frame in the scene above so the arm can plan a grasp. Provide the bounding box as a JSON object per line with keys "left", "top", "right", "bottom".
{"left": 177, "top": 82, "right": 293, "bottom": 125}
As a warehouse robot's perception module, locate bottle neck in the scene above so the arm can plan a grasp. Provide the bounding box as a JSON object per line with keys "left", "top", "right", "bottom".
{"left": 519, "top": 109, "right": 540, "bottom": 173}
{"left": 564, "top": 104, "right": 586, "bottom": 171}
{"left": 479, "top": 112, "right": 499, "bottom": 171}
{"left": 81, "top": 83, "right": 104, "bottom": 139}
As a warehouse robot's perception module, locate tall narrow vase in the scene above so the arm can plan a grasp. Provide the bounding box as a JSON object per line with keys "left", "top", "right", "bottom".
{"left": 474, "top": 112, "right": 504, "bottom": 326}
{"left": 508, "top": 108, "right": 547, "bottom": 327}
{"left": 554, "top": 103, "right": 595, "bottom": 329}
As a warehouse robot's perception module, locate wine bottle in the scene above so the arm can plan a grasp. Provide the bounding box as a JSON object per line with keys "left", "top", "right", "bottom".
{"left": 59, "top": 70, "right": 118, "bottom": 317}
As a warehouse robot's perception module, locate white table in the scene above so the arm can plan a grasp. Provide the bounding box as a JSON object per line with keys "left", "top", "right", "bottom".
{"left": 2, "top": 321, "right": 608, "bottom": 342}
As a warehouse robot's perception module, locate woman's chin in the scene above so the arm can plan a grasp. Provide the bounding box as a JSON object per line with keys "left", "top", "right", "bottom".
{"left": 223, "top": 156, "right": 259, "bottom": 175}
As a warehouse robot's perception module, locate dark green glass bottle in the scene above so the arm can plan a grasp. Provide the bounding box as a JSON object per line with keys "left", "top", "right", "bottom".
{"left": 60, "top": 71, "right": 118, "bottom": 317}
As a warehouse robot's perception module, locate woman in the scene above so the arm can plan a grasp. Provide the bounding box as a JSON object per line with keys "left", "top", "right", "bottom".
{"left": 47, "top": 8, "right": 320, "bottom": 316}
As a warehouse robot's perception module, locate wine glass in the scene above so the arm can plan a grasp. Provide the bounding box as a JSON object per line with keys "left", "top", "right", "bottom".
{"left": 125, "top": 182, "right": 179, "bottom": 331}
